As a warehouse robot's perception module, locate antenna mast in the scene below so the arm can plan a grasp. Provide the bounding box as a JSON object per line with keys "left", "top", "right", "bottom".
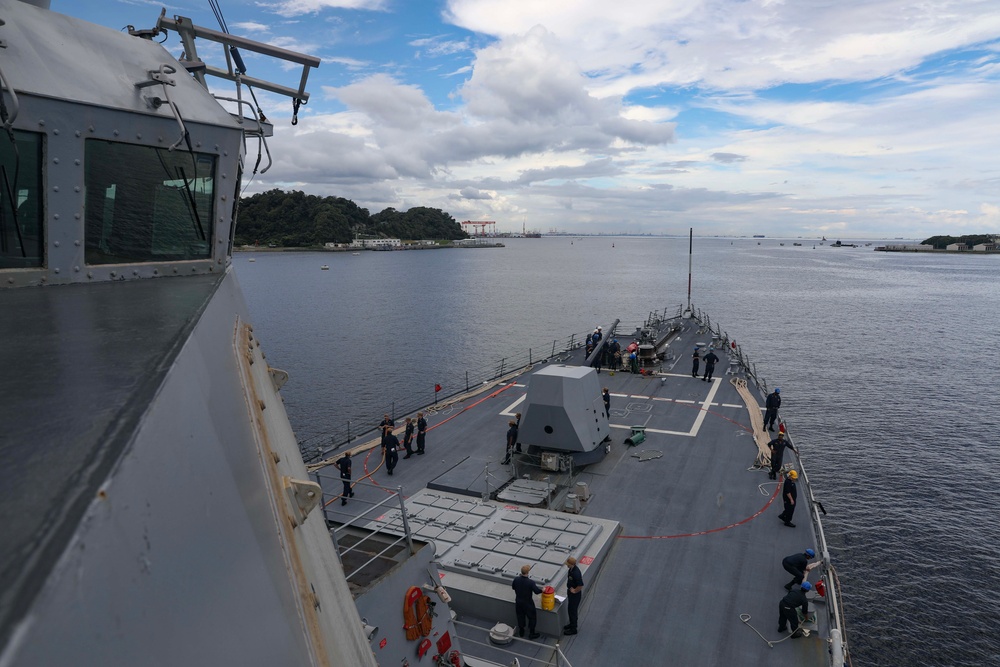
{"left": 685, "top": 228, "right": 693, "bottom": 317}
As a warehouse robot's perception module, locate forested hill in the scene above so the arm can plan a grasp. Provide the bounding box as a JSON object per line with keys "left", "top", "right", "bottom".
{"left": 920, "top": 234, "right": 996, "bottom": 249}
{"left": 234, "top": 189, "right": 468, "bottom": 247}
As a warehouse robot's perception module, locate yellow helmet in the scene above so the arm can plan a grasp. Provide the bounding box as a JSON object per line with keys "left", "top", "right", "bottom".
{"left": 787, "top": 470, "right": 799, "bottom": 480}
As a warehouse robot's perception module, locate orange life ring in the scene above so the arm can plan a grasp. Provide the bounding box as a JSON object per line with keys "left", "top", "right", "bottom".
{"left": 403, "top": 586, "right": 433, "bottom": 640}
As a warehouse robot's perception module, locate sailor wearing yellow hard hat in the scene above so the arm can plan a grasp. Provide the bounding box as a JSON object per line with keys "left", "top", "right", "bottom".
{"left": 778, "top": 469, "right": 799, "bottom": 527}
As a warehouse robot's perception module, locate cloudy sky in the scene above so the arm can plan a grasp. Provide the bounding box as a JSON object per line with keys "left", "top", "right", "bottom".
{"left": 64, "top": 0, "right": 1000, "bottom": 238}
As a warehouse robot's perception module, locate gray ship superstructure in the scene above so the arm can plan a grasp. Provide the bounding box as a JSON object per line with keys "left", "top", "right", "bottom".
{"left": 0, "top": 2, "right": 462, "bottom": 665}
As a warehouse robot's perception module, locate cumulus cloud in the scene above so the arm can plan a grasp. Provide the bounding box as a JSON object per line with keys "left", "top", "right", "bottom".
{"left": 458, "top": 187, "right": 494, "bottom": 200}
{"left": 266, "top": 0, "right": 389, "bottom": 18}
{"left": 712, "top": 153, "right": 747, "bottom": 164}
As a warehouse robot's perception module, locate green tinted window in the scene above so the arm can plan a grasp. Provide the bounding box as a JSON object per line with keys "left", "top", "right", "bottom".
{"left": 0, "top": 130, "right": 44, "bottom": 268}
{"left": 85, "top": 141, "right": 215, "bottom": 264}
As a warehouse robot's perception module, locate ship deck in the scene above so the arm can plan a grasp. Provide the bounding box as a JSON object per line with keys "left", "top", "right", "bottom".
{"left": 317, "top": 315, "right": 832, "bottom": 667}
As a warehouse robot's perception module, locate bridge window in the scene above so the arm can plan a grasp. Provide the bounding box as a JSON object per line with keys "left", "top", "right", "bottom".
{"left": 0, "top": 130, "right": 44, "bottom": 268}
{"left": 85, "top": 140, "right": 215, "bottom": 265}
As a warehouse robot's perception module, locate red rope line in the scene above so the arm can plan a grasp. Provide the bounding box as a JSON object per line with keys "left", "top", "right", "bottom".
{"left": 617, "top": 482, "right": 780, "bottom": 539}
{"left": 323, "top": 383, "right": 517, "bottom": 505}
{"left": 615, "top": 390, "right": 779, "bottom": 539}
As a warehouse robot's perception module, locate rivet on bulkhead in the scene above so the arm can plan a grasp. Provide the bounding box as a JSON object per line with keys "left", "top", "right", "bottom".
{"left": 54, "top": 268, "right": 60, "bottom": 274}
{"left": 136, "top": 133, "right": 142, "bottom": 140}
{"left": 113, "top": 130, "right": 119, "bottom": 136}
{"left": 110, "top": 271, "right": 117, "bottom": 278}
{"left": 75, "top": 131, "right": 82, "bottom": 138}
{"left": 53, "top": 129, "right": 60, "bottom": 135}
{"left": 38, "top": 120, "right": 45, "bottom": 127}
{"left": 52, "top": 186, "right": 59, "bottom": 192}
{"left": 53, "top": 214, "right": 59, "bottom": 220}
{"left": 53, "top": 240, "right": 60, "bottom": 247}
{"left": 74, "top": 240, "right": 81, "bottom": 246}
{"left": 74, "top": 266, "right": 80, "bottom": 272}
{"left": 74, "top": 159, "right": 80, "bottom": 166}
{"left": 74, "top": 187, "right": 80, "bottom": 192}
{"left": 53, "top": 158, "right": 60, "bottom": 165}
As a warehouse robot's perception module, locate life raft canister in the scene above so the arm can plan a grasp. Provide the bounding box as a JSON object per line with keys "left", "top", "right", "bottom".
{"left": 815, "top": 579, "right": 826, "bottom": 598}
{"left": 541, "top": 585, "right": 555, "bottom": 611}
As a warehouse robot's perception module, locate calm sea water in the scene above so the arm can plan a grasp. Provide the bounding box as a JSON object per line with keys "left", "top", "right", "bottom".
{"left": 236, "top": 237, "right": 1000, "bottom": 666}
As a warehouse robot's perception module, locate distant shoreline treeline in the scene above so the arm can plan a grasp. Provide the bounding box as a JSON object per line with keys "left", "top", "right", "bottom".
{"left": 920, "top": 234, "right": 997, "bottom": 249}
{"left": 234, "top": 189, "right": 469, "bottom": 247}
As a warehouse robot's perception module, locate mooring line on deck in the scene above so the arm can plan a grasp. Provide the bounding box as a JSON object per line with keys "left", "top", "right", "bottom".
{"left": 426, "top": 382, "right": 517, "bottom": 432}
{"left": 616, "top": 482, "right": 780, "bottom": 539}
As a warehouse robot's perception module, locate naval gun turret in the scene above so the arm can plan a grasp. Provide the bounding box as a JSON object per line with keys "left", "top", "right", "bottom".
{"left": 518, "top": 365, "right": 611, "bottom": 470}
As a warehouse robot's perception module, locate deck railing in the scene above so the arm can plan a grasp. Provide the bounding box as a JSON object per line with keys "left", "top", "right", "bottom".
{"left": 315, "top": 474, "right": 417, "bottom": 582}
{"left": 299, "top": 329, "right": 594, "bottom": 463}
{"left": 449, "top": 618, "right": 575, "bottom": 667}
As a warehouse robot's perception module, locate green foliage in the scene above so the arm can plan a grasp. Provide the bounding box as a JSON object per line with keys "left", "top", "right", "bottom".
{"left": 234, "top": 189, "right": 467, "bottom": 247}
{"left": 921, "top": 234, "right": 997, "bottom": 250}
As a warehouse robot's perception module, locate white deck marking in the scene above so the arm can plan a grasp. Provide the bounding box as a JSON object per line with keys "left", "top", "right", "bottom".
{"left": 500, "top": 393, "right": 527, "bottom": 416}
{"left": 610, "top": 377, "right": 728, "bottom": 438}
{"left": 610, "top": 424, "right": 692, "bottom": 436}
{"left": 689, "top": 378, "right": 723, "bottom": 436}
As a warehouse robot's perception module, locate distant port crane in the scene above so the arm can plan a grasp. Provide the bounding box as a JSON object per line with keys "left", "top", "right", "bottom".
{"left": 461, "top": 221, "right": 496, "bottom": 236}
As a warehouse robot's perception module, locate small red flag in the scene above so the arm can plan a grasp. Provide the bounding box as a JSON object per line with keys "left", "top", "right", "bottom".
{"left": 434, "top": 384, "right": 442, "bottom": 393}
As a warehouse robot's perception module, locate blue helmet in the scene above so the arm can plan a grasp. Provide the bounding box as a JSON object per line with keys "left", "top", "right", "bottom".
{"left": 775, "top": 387, "right": 781, "bottom": 393}
{"left": 800, "top": 581, "right": 812, "bottom": 591}
{"left": 805, "top": 549, "right": 815, "bottom": 558}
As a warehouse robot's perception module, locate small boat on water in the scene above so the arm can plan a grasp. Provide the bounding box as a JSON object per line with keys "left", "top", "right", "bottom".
{"left": 248, "top": 258, "right": 256, "bottom": 262}
{"left": 321, "top": 265, "right": 330, "bottom": 270}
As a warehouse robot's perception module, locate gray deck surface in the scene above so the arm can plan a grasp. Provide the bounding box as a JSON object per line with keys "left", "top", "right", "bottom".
{"left": 320, "top": 316, "right": 831, "bottom": 666}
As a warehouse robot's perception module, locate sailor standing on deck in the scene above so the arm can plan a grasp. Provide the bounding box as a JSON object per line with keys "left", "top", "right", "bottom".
{"left": 503, "top": 420, "right": 518, "bottom": 465}
{"left": 777, "top": 581, "right": 811, "bottom": 637}
{"left": 702, "top": 349, "right": 719, "bottom": 381}
{"left": 416, "top": 412, "right": 427, "bottom": 454}
{"left": 778, "top": 469, "right": 799, "bottom": 527}
{"left": 609, "top": 339, "right": 621, "bottom": 370}
{"left": 379, "top": 414, "right": 394, "bottom": 446}
{"left": 564, "top": 557, "right": 584, "bottom": 635}
{"left": 335, "top": 451, "right": 354, "bottom": 506}
{"left": 383, "top": 430, "right": 400, "bottom": 476}
{"left": 511, "top": 565, "right": 543, "bottom": 639}
{"left": 691, "top": 348, "right": 700, "bottom": 378}
{"left": 602, "top": 387, "right": 611, "bottom": 418}
{"left": 402, "top": 417, "right": 415, "bottom": 459}
{"left": 763, "top": 388, "right": 781, "bottom": 431}
{"left": 768, "top": 432, "right": 798, "bottom": 480}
